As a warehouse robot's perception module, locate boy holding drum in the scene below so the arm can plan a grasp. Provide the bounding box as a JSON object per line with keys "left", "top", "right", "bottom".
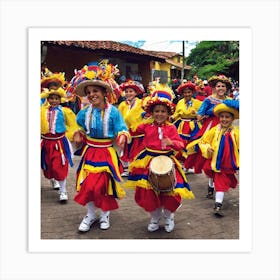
{"left": 125, "top": 84, "right": 194, "bottom": 233}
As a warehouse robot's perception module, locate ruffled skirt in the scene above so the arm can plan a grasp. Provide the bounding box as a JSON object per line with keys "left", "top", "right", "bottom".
{"left": 125, "top": 149, "right": 194, "bottom": 212}
{"left": 41, "top": 133, "right": 73, "bottom": 181}
{"left": 74, "top": 143, "right": 126, "bottom": 210}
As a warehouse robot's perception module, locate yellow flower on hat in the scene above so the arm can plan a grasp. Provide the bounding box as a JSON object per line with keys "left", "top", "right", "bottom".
{"left": 85, "top": 71, "right": 97, "bottom": 80}
{"left": 41, "top": 68, "right": 66, "bottom": 89}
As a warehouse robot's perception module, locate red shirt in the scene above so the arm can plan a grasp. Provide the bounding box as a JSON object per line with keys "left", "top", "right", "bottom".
{"left": 135, "top": 122, "right": 184, "bottom": 151}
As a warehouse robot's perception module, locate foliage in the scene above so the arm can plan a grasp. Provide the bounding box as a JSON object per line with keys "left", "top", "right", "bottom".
{"left": 186, "top": 41, "right": 239, "bottom": 80}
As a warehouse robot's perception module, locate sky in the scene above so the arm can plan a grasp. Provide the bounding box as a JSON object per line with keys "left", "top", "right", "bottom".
{"left": 119, "top": 40, "right": 198, "bottom": 56}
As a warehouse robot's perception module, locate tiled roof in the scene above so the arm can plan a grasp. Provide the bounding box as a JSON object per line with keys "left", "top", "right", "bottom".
{"left": 149, "top": 51, "right": 179, "bottom": 59}
{"left": 166, "top": 59, "right": 192, "bottom": 70}
{"left": 45, "top": 41, "right": 179, "bottom": 60}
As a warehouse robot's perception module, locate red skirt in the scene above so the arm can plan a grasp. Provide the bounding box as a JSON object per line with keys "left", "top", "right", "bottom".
{"left": 135, "top": 187, "right": 181, "bottom": 212}
{"left": 214, "top": 172, "right": 238, "bottom": 192}
{"left": 203, "top": 159, "right": 238, "bottom": 192}
{"left": 126, "top": 149, "right": 194, "bottom": 213}
{"left": 74, "top": 143, "right": 125, "bottom": 211}
{"left": 41, "top": 136, "right": 69, "bottom": 181}
{"left": 184, "top": 150, "right": 206, "bottom": 174}
{"left": 183, "top": 116, "right": 220, "bottom": 174}
{"left": 74, "top": 172, "right": 119, "bottom": 210}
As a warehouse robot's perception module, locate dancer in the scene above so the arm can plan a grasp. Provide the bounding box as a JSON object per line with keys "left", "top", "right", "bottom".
{"left": 72, "top": 62, "right": 130, "bottom": 232}
{"left": 41, "top": 86, "right": 78, "bottom": 202}
{"left": 118, "top": 80, "right": 145, "bottom": 176}
{"left": 186, "top": 74, "right": 233, "bottom": 196}
{"left": 172, "top": 81, "right": 202, "bottom": 170}
{"left": 125, "top": 85, "right": 194, "bottom": 233}
{"left": 198, "top": 103, "right": 239, "bottom": 216}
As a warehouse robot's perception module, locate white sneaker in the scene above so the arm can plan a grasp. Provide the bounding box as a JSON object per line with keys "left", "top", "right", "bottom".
{"left": 147, "top": 218, "right": 160, "bottom": 232}
{"left": 51, "top": 178, "right": 60, "bottom": 190}
{"left": 99, "top": 214, "right": 110, "bottom": 230}
{"left": 78, "top": 215, "right": 98, "bottom": 232}
{"left": 164, "top": 214, "right": 175, "bottom": 233}
{"left": 59, "top": 192, "right": 68, "bottom": 202}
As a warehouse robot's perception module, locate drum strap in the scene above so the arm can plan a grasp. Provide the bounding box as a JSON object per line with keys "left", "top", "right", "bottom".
{"left": 145, "top": 148, "right": 174, "bottom": 156}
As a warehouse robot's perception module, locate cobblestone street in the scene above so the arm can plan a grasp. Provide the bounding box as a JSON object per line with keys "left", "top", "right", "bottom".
{"left": 41, "top": 157, "right": 239, "bottom": 240}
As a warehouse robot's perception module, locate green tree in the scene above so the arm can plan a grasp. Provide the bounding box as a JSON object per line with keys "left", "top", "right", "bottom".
{"left": 186, "top": 41, "right": 239, "bottom": 81}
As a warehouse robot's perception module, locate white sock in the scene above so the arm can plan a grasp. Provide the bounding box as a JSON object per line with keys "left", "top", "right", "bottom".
{"left": 100, "top": 210, "right": 110, "bottom": 219}
{"left": 86, "top": 202, "right": 97, "bottom": 218}
{"left": 151, "top": 208, "right": 162, "bottom": 221}
{"left": 58, "top": 179, "right": 66, "bottom": 193}
{"left": 215, "top": 191, "right": 224, "bottom": 204}
{"left": 163, "top": 209, "right": 174, "bottom": 220}
{"left": 208, "top": 178, "right": 214, "bottom": 188}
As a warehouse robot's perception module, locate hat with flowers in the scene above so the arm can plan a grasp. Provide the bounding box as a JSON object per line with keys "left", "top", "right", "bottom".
{"left": 208, "top": 74, "right": 233, "bottom": 90}
{"left": 70, "top": 60, "right": 121, "bottom": 104}
{"left": 119, "top": 80, "right": 145, "bottom": 95}
{"left": 144, "top": 83, "right": 175, "bottom": 115}
{"left": 41, "top": 68, "right": 66, "bottom": 90}
{"left": 176, "top": 81, "right": 196, "bottom": 94}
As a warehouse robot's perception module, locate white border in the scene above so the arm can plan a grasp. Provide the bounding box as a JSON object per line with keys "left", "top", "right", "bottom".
{"left": 28, "top": 27, "right": 252, "bottom": 253}
{"left": 1, "top": 0, "right": 279, "bottom": 279}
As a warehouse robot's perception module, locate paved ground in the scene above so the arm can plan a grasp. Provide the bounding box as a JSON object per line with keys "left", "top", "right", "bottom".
{"left": 41, "top": 156, "right": 239, "bottom": 240}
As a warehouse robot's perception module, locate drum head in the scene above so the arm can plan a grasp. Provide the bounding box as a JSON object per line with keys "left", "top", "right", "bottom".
{"left": 149, "top": 155, "right": 173, "bottom": 175}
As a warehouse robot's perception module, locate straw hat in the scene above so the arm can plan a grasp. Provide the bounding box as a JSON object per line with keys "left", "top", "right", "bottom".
{"left": 71, "top": 61, "right": 121, "bottom": 104}
{"left": 76, "top": 80, "right": 112, "bottom": 96}
{"left": 75, "top": 64, "right": 112, "bottom": 96}
{"left": 208, "top": 75, "right": 233, "bottom": 90}
{"left": 214, "top": 103, "right": 239, "bottom": 119}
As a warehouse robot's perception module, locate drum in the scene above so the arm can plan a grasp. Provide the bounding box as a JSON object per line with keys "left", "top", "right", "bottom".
{"left": 148, "top": 155, "right": 176, "bottom": 192}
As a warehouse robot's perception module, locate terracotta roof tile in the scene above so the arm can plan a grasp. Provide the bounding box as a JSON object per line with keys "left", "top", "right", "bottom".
{"left": 166, "top": 59, "right": 191, "bottom": 69}
{"left": 45, "top": 41, "right": 179, "bottom": 60}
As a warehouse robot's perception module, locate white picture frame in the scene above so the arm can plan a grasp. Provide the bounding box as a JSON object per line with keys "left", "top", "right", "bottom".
{"left": 1, "top": 1, "right": 279, "bottom": 279}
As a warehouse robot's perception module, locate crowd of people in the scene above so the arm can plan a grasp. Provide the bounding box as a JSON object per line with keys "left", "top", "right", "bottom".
{"left": 40, "top": 59, "right": 240, "bottom": 234}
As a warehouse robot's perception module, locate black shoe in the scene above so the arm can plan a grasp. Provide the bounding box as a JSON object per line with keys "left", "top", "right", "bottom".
{"left": 206, "top": 186, "right": 214, "bottom": 199}
{"left": 213, "top": 202, "right": 224, "bottom": 217}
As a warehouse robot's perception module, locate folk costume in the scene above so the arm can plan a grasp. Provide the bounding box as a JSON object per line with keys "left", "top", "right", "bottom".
{"left": 40, "top": 87, "right": 79, "bottom": 202}
{"left": 172, "top": 81, "right": 202, "bottom": 163}
{"left": 125, "top": 86, "right": 194, "bottom": 232}
{"left": 72, "top": 62, "right": 130, "bottom": 232}
{"left": 198, "top": 103, "right": 239, "bottom": 216}
{"left": 185, "top": 75, "right": 233, "bottom": 174}
{"left": 194, "top": 75, "right": 233, "bottom": 138}
{"left": 40, "top": 68, "right": 66, "bottom": 107}
{"left": 118, "top": 80, "right": 146, "bottom": 174}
